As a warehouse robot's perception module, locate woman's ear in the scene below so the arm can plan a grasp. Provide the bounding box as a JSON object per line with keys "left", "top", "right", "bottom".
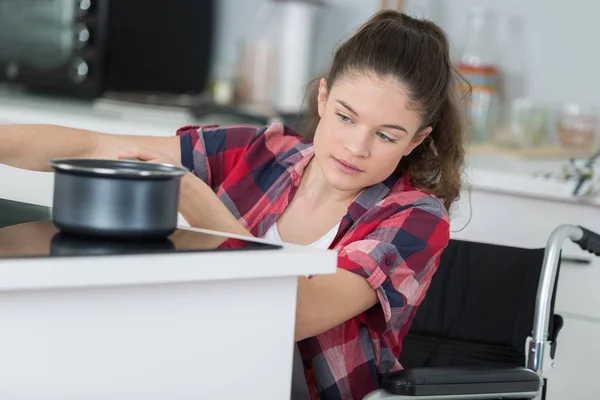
{"left": 317, "top": 78, "right": 328, "bottom": 118}
{"left": 404, "top": 126, "right": 433, "bottom": 156}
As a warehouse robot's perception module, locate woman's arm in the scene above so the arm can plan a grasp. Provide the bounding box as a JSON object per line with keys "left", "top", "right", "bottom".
{"left": 295, "top": 271, "right": 378, "bottom": 341}
{"left": 294, "top": 200, "right": 450, "bottom": 342}
{"left": 178, "top": 172, "right": 253, "bottom": 237}
{"left": 177, "top": 169, "right": 378, "bottom": 341}
{"left": 180, "top": 168, "right": 378, "bottom": 341}
{"left": 0, "top": 124, "right": 179, "bottom": 171}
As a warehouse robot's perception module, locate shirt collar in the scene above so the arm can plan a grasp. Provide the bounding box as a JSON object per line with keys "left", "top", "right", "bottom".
{"left": 281, "top": 144, "right": 406, "bottom": 236}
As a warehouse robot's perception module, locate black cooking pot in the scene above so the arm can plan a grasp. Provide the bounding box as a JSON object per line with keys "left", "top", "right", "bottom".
{"left": 49, "top": 158, "right": 187, "bottom": 239}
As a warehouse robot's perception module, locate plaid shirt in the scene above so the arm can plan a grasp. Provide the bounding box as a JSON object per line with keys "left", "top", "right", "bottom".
{"left": 177, "top": 122, "right": 450, "bottom": 399}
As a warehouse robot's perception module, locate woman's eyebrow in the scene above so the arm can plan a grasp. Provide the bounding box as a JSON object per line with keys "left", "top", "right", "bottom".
{"left": 336, "top": 100, "right": 408, "bottom": 133}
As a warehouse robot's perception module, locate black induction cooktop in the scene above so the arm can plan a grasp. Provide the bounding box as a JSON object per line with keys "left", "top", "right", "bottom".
{"left": 0, "top": 198, "right": 281, "bottom": 259}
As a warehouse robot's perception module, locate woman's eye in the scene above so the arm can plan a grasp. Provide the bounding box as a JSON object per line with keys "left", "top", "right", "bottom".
{"left": 336, "top": 113, "right": 352, "bottom": 123}
{"left": 377, "top": 132, "right": 396, "bottom": 143}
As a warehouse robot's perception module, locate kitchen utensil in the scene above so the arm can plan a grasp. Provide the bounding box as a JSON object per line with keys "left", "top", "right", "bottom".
{"left": 49, "top": 158, "right": 186, "bottom": 239}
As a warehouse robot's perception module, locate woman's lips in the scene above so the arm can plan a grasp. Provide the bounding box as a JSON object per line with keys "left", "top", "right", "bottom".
{"left": 333, "top": 157, "right": 363, "bottom": 175}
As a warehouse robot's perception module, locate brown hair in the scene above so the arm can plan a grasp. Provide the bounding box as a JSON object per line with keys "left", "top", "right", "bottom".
{"left": 301, "top": 10, "right": 467, "bottom": 212}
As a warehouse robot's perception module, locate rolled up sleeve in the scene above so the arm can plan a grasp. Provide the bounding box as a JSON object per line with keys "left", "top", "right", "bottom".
{"left": 337, "top": 199, "right": 450, "bottom": 341}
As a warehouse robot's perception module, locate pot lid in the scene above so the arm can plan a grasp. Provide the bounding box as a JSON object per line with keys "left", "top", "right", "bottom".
{"left": 49, "top": 158, "right": 187, "bottom": 178}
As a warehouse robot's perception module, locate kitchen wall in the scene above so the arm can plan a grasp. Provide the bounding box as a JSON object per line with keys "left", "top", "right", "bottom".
{"left": 211, "top": 0, "right": 599, "bottom": 109}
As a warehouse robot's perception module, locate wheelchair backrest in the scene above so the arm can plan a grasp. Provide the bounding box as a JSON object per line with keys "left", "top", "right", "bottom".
{"left": 399, "top": 239, "right": 559, "bottom": 368}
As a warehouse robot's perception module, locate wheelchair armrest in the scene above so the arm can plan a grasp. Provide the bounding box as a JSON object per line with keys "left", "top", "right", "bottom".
{"left": 382, "top": 366, "right": 541, "bottom": 397}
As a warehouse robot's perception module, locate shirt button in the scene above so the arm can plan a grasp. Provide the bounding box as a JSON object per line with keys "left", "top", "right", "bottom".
{"left": 385, "top": 257, "right": 394, "bottom": 266}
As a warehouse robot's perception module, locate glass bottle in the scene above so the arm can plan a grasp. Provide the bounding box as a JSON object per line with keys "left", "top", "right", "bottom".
{"left": 456, "top": 7, "right": 501, "bottom": 144}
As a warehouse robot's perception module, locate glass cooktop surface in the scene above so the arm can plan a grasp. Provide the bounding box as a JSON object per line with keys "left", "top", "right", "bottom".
{"left": 0, "top": 198, "right": 281, "bottom": 259}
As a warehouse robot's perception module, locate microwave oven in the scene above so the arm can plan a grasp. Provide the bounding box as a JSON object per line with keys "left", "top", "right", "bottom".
{"left": 0, "top": 0, "right": 215, "bottom": 98}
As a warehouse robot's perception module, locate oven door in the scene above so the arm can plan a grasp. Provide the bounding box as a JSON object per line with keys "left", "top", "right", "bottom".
{"left": 0, "top": 0, "right": 107, "bottom": 97}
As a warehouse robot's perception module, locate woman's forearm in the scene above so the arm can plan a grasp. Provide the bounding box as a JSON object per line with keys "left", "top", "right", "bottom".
{"left": 178, "top": 172, "right": 253, "bottom": 237}
{"left": 0, "top": 124, "right": 181, "bottom": 172}
{"left": 0, "top": 124, "right": 100, "bottom": 171}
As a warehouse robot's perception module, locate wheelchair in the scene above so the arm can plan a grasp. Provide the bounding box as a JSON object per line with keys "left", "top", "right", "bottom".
{"left": 363, "top": 224, "right": 600, "bottom": 400}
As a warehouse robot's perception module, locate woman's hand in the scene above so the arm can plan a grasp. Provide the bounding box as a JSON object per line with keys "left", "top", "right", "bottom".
{"left": 118, "top": 147, "right": 182, "bottom": 167}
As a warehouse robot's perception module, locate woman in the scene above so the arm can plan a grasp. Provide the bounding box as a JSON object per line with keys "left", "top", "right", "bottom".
{"left": 0, "top": 10, "right": 465, "bottom": 399}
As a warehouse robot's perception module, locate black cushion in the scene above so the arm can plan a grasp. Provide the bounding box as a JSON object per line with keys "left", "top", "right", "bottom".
{"left": 400, "top": 334, "right": 524, "bottom": 369}
{"left": 382, "top": 366, "right": 541, "bottom": 397}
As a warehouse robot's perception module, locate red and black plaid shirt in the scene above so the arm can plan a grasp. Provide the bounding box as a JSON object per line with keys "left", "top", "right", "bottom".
{"left": 177, "top": 122, "right": 450, "bottom": 399}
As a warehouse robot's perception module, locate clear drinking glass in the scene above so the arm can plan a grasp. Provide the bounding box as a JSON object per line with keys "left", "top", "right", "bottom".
{"left": 492, "top": 98, "right": 549, "bottom": 149}
{"left": 556, "top": 104, "right": 598, "bottom": 152}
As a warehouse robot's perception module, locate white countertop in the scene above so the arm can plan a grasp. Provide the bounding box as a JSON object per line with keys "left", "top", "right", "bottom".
{"left": 466, "top": 163, "right": 600, "bottom": 207}
{"left": 0, "top": 224, "right": 337, "bottom": 292}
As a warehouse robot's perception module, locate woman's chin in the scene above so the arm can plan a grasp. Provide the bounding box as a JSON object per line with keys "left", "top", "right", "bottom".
{"left": 322, "top": 169, "right": 367, "bottom": 194}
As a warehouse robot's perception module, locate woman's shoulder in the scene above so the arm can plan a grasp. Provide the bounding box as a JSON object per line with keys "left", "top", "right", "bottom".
{"left": 357, "top": 175, "right": 451, "bottom": 247}
{"left": 175, "top": 122, "right": 311, "bottom": 171}
{"left": 382, "top": 175, "right": 449, "bottom": 220}
{"left": 176, "top": 122, "right": 307, "bottom": 152}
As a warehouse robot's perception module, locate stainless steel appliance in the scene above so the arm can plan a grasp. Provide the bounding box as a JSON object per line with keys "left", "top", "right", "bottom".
{"left": 0, "top": 0, "right": 215, "bottom": 98}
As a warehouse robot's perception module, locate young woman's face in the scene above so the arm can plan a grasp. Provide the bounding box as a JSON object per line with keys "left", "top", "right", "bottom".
{"left": 313, "top": 72, "right": 431, "bottom": 194}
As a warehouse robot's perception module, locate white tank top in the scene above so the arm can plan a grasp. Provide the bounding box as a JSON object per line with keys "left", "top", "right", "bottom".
{"left": 262, "top": 222, "right": 340, "bottom": 249}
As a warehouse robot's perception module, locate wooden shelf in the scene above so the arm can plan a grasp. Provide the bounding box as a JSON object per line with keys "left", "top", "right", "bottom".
{"left": 468, "top": 144, "right": 595, "bottom": 159}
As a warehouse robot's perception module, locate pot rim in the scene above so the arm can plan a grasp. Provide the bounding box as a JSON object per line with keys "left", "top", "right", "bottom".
{"left": 49, "top": 158, "right": 187, "bottom": 178}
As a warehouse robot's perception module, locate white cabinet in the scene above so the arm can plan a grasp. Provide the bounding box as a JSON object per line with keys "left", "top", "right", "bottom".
{"left": 0, "top": 232, "right": 336, "bottom": 399}
{"left": 450, "top": 186, "right": 600, "bottom": 252}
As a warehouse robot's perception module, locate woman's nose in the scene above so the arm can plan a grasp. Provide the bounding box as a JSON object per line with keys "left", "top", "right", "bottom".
{"left": 343, "top": 129, "right": 371, "bottom": 158}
